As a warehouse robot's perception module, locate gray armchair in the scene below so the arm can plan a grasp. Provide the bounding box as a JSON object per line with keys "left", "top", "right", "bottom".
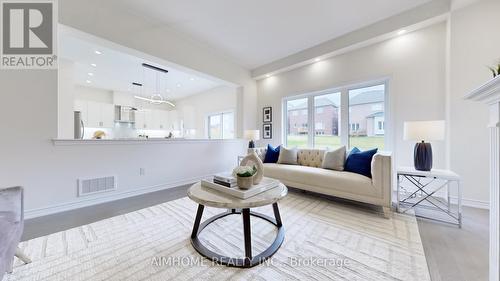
{"left": 0, "top": 187, "right": 31, "bottom": 279}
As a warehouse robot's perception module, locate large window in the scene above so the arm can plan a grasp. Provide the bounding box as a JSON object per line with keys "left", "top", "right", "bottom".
{"left": 314, "top": 93, "right": 341, "bottom": 149}
{"left": 283, "top": 82, "right": 387, "bottom": 150}
{"left": 348, "top": 84, "right": 385, "bottom": 150}
{"left": 208, "top": 111, "right": 234, "bottom": 139}
{"left": 285, "top": 98, "right": 308, "bottom": 148}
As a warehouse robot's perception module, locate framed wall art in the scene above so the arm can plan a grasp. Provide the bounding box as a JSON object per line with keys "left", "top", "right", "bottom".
{"left": 263, "top": 107, "right": 272, "bottom": 123}
{"left": 263, "top": 123, "right": 272, "bottom": 139}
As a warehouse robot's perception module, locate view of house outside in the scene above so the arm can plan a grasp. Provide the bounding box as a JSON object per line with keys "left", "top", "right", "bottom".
{"left": 285, "top": 84, "right": 385, "bottom": 150}
{"left": 348, "top": 85, "right": 385, "bottom": 150}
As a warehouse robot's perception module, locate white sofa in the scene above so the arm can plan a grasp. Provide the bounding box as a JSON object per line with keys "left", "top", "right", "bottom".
{"left": 251, "top": 147, "right": 392, "bottom": 216}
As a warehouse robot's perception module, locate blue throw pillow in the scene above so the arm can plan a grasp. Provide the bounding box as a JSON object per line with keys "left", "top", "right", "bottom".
{"left": 264, "top": 144, "right": 280, "bottom": 163}
{"left": 344, "top": 147, "right": 378, "bottom": 178}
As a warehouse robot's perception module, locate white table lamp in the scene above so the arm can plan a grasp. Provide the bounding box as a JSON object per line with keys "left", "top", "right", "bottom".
{"left": 403, "top": 120, "right": 445, "bottom": 171}
{"left": 244, "top": 130, "right": 260, "bottom": 148}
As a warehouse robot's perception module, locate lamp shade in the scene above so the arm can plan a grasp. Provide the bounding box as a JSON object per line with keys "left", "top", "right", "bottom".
{"left": 244, "top": 130, "right": 260, "bottom": 140}
{"left": 403, "top": 120, "right": 445, "bottom": 141}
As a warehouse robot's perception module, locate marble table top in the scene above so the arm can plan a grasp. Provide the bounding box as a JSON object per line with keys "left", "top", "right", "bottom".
{"left": 188, "top": 181, "right": 288, "bottom": 209}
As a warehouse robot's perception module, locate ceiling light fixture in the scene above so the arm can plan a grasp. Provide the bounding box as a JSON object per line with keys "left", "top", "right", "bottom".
{"left": 314, "top": 58, "right": 321, "bottom": 62}
{"left": 94, "top": 50, "right": 102, "bottom": 55}
{"left": 397, "top": 29, "right": 407, "bottom": 35}
{"left": 134, "top": 95, "right": 175, "bottom": 107}
{"left": 88, "top": 72, "right": 94, "bottom": 76}
{"left": 133, "top": 63, "right": 175, "bottom": 107}
{"left": 266, "top": 74, "right": 271, "bottom": 78}
{"left": 190, "top": 77, "right": 195, "bottom": 81}
{"left": 90, "top": 63, "right": 97, "bottom": 67}
{"left": 86, "top": 80, "right": 91, "bottom": 83}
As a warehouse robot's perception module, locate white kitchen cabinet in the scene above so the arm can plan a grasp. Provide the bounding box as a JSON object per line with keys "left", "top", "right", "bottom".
{"left": 159, "top": 110, "right": 169, "bottom": 130}
{"left": 75, "top": 100, "right": 115, "bottom": 128}
{"left": 168, "top": 110, "right": 179, "bottom": 131}
{"left": 74, "top": 100, "right": 88, "bottom": 124}
{"left": 151, "top": 110, "right": 169, "bottom": 130}
{"left": 145, "top": 110, "right": 154, "bottom": 129}
{"left": 86, "top": 101, "right": 101, "bottom": 127}
{"left": 151, "top": 110, "right": 161, "bottom": 130}
{"left": 101, "top": 104, "right": 115, "bottom": 128}
{"left": 135, "top": 110, "right": 146, "bottom": 129}
{"left": 136, "top": 109, "right": 169, "bottom": 130}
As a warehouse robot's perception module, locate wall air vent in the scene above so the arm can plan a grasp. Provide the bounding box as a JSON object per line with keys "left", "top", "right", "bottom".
{"left": 78, "top": 176, "right": 116, "bottom": 197}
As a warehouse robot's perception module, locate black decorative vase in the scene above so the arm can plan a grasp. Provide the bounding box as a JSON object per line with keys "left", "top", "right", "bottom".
{"left": 248, "top": 140, "right": 255, "bottom": 148}
{"left": 414, "top": 141, "right": 432, "bottom": 171}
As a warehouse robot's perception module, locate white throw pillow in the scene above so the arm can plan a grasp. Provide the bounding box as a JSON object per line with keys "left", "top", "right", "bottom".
{"left": 277, "top": 147, "right": 298, "bottom": 165}
{"left": 322, "top": 146, "right": 346, "bottom": 171}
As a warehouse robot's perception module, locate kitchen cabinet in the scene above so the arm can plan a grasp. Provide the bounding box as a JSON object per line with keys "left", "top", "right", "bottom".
{"left": 153, "top": 110, "right": 169, "bottom": 130}
{"left": 101, "top": 104, "right": 115, "bottom": 128}
{"left": 135, "top": 110, "right": 147, "bottom": 129}
{"left": 135, "top": 109, "right": 169, "bottom": 130}
{"left": 159, "top": 110, "right": 169, "bottom": 130}
{"left": 167, "top": 110, "right": 176, "bottom": 131}
{"left": 74, "top": 100, "right": 115, "bottom": 128}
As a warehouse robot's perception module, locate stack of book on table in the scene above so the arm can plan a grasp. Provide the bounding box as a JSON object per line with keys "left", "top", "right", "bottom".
{"left": 213, "top": 173, "right": 237, "bottom": 188}
{"left": 201, "top": 173, "right": 280, "bottom": 199}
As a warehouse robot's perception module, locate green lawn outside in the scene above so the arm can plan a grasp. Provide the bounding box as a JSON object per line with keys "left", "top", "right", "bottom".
{"left": 286, "top": 135, "right": 384, "bottom": 150}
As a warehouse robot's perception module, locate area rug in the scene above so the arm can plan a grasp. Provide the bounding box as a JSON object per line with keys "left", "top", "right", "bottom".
{"left": 5, "top": 192, "right": 430, "bottom": 281}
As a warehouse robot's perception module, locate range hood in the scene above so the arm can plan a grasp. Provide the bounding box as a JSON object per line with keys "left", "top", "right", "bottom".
{"left": 114, "top": 105, "right": 136, "bottom": 123}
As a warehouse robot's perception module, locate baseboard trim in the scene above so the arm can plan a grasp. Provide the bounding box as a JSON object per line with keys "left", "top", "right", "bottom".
{"left": 449, "top": 196, "right": 489, "bottom": 209}
{"left": 24, "top": 174, "right": 213, "bottom": 219}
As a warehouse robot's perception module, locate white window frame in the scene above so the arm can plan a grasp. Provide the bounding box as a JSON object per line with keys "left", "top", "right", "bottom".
{"left": 282, "top": 78, "right": 390, "bottom": 149}
{"left": 207, "top": 110, "right": 235, "bottom": 139}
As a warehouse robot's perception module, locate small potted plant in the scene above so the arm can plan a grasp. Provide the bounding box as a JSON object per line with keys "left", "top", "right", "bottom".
{"left": 233, "top": 165, "right": 257, "bottom": 189}
{"left": 488, "top": 60, "right": 500, "bottom": 78}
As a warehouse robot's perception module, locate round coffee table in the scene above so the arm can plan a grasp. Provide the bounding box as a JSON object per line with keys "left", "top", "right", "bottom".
{"left": 187, "top": 181, "right": 288, "bottom": 268}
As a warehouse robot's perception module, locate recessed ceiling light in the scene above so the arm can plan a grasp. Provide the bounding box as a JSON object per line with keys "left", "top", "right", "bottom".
{"left": 94, "top": 50, "right": 102, "bottom": 55}
{"left": 266, "top": 74, "right": 271, "bottom": 78}
{"left": 397, "top": 29, "right": 407, "bottom": 35}
{"left": 86, "top": 80, "right": 91, "bottom": 83}
{"left": 314, "top": 58, "right": 321, "bottom": 62}
{"left": 190, "top": 77, "right": 195, "bottom": 81}
{"left": 87, "top": 72, "right": 94, "bottom": 76}
{"left": 176, "top": 84, "right": 181, "bottom": 87}
{"left": 90, "top": 63, "right": 97, "bottom": 67}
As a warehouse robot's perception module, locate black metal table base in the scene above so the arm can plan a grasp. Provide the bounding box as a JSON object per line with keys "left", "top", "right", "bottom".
{"left": 190, "top": 203, "right": 285, "bottom": 268}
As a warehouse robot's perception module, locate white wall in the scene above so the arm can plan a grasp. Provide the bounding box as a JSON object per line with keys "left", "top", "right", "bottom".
{"left": 257, "top": 23, "right": 447, "bottom": 170}
{"left": 449, "top": 0, "right": 500, "bottom": 206}
{"left": 58, "top": 59, "right": 76, "bottom": 139}
{"left": 175, "top": 86, "right": 238, "bottom": 138}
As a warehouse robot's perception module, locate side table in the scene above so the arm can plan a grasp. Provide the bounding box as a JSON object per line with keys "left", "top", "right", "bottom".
{"left": 397, "top": 167, "right": 462, "bottom": 227}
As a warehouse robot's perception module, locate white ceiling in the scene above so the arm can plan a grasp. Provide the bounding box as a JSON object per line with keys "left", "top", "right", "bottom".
{"left": 116, "top": 0, "right": 432, "bottom": 69}
{"left": 59, "top": 33, "right": 221, "bottom": 100}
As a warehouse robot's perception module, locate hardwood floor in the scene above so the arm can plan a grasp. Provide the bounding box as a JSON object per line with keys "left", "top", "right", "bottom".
{"left": 23, "top": 184, "right": 191, "bottom": 241}
{"left": 417, "top": 206, "right": 489, "bottom": 281}
{"left": 23, "top": 186, "right": 489, "bottom": 281}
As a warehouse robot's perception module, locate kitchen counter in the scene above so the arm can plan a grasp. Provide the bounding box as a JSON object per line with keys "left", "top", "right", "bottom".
{"left": 52, "top": 138, "right": 244, "bottom": 146}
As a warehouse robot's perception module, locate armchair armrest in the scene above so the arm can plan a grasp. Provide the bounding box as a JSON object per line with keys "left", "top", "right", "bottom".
{"left": 371, "top": 152, "right": 392, "bottom": 207}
